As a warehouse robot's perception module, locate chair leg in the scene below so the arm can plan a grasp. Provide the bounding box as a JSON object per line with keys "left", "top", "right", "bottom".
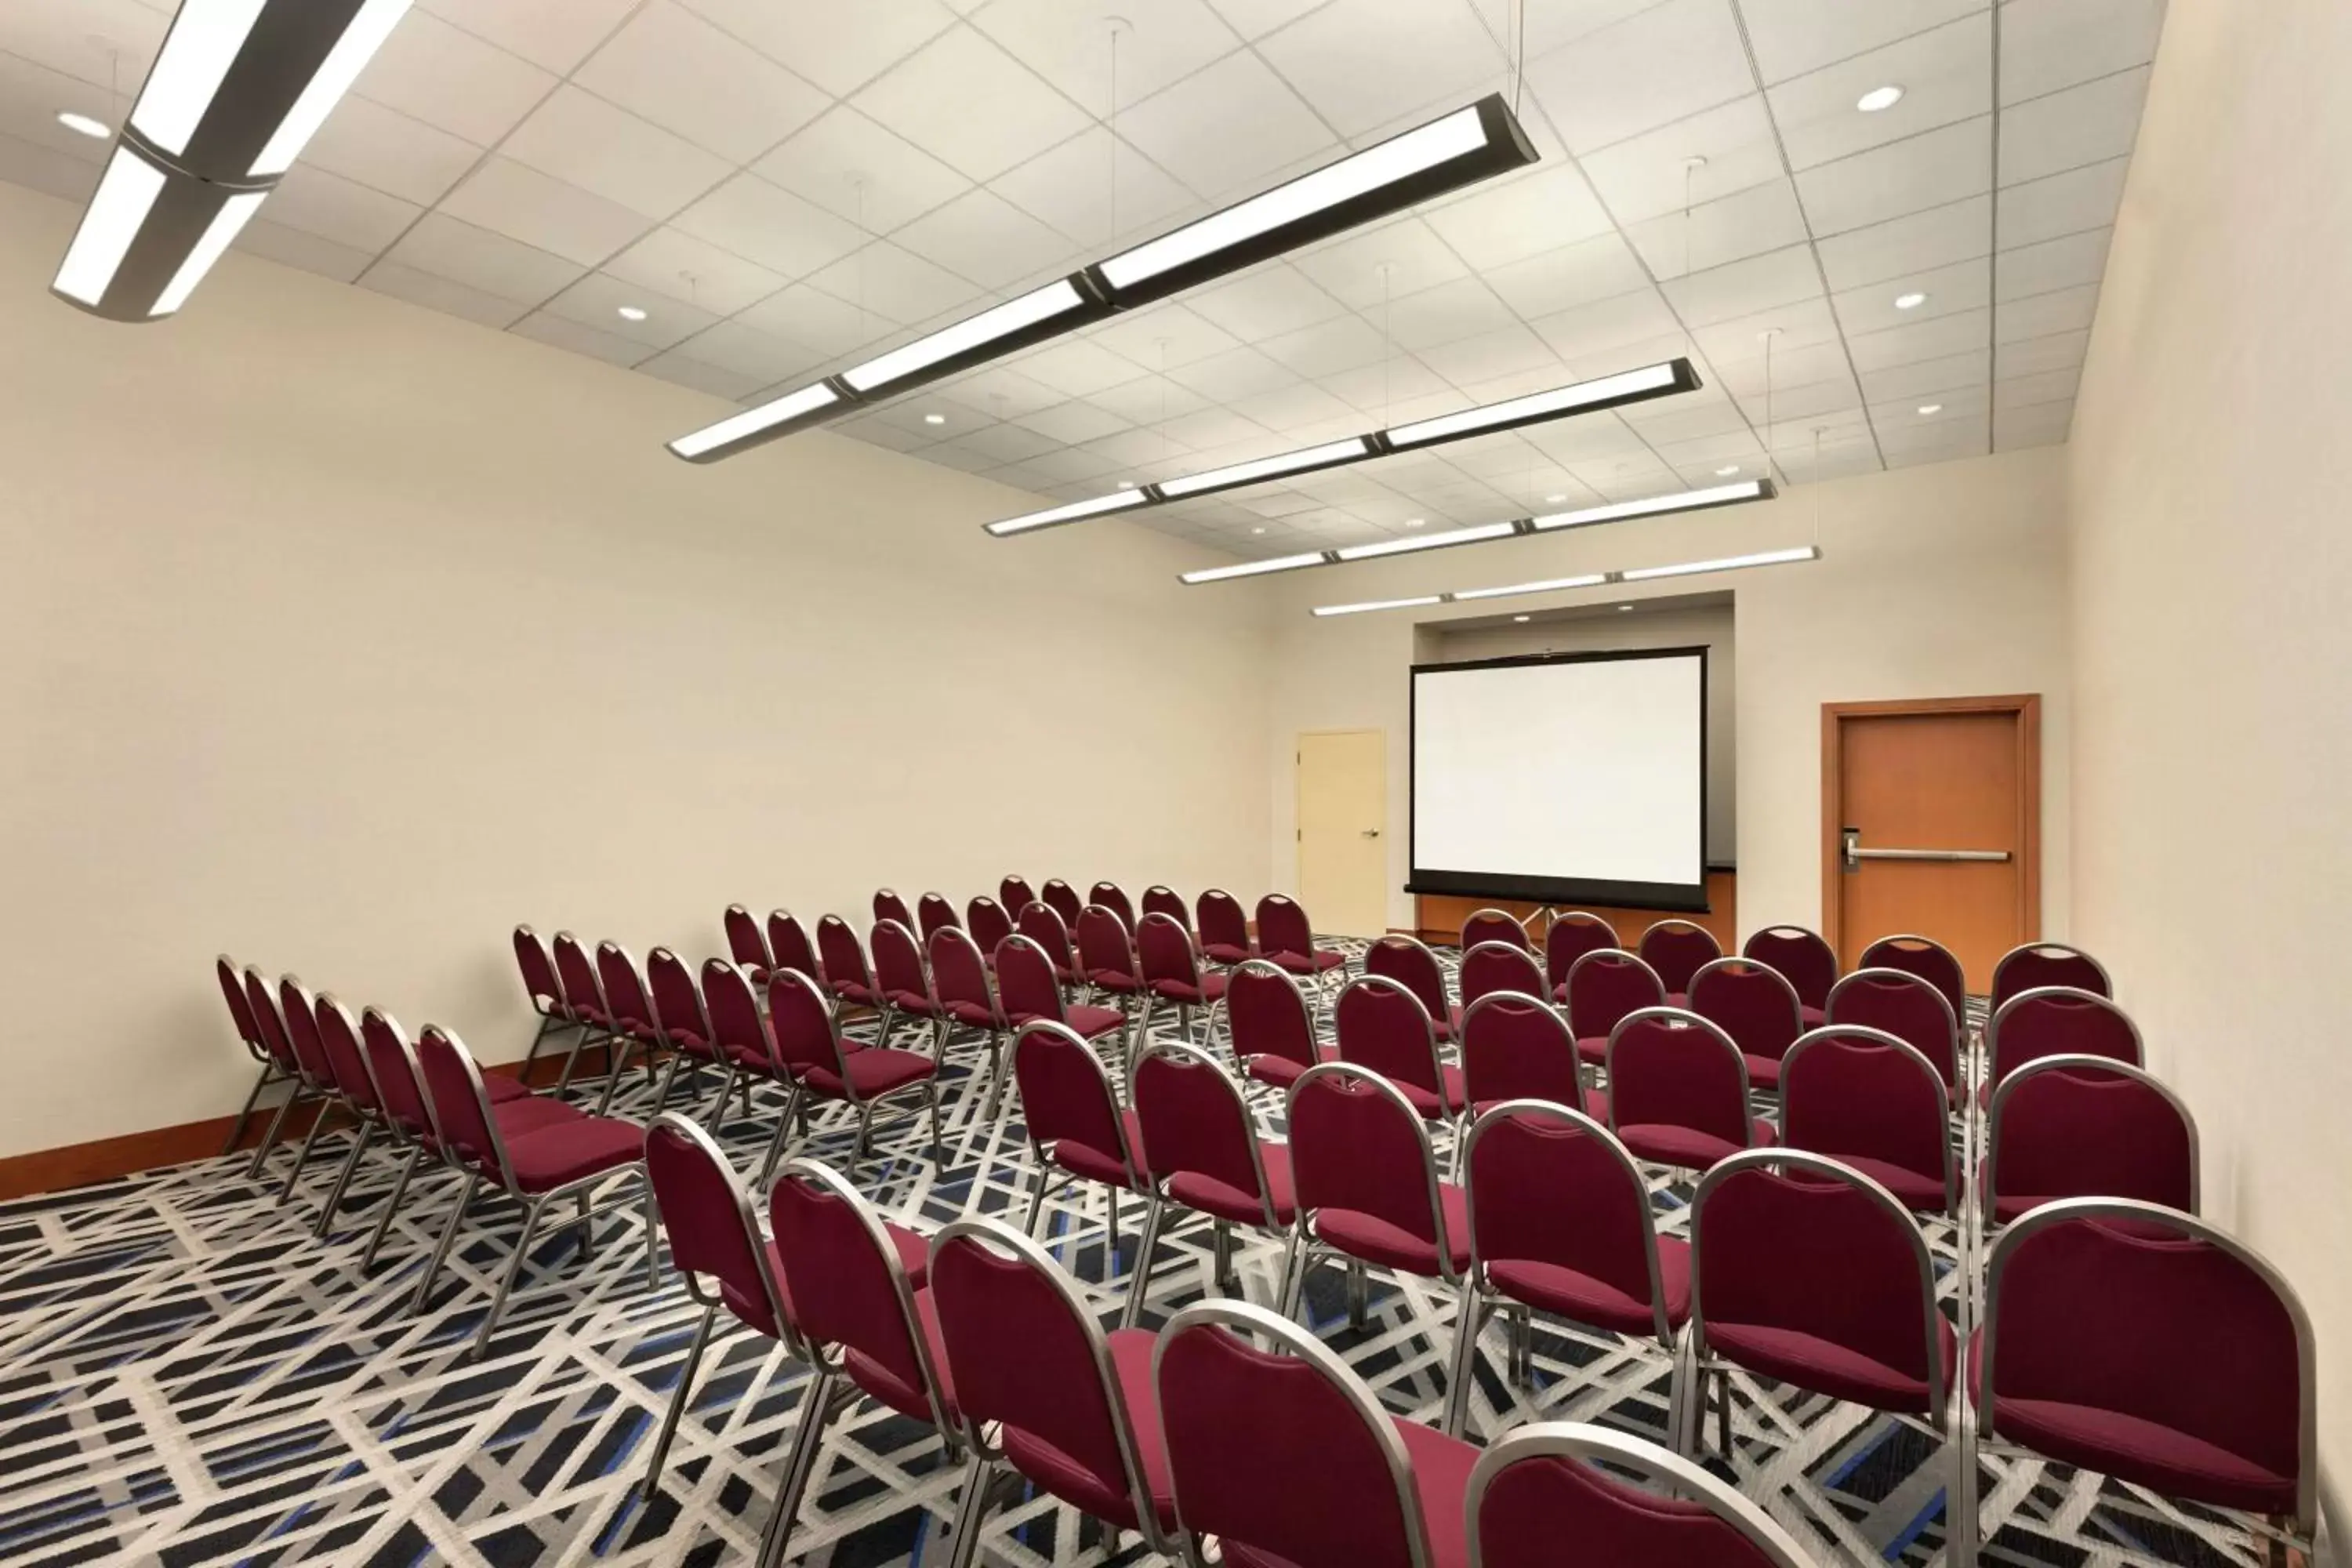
{"left": 641, "top": 1301, "right": 718, "bottom": 1499}
{"left": 758, "top": 1090, "right": 800, "bottom": 1185}
{"left": 652, "top": 1050, "right": 687, "bottom": 1114}
{"left": 593, "top": 1042, "right": 637, "bottom": 1116}
{"left": 1715, "top": 1367, "right": 1732, "bottom": 1458}
{"left": 361, "top": 1146, "right": 426, "bottom": 1271}
{"left": 1278, "top": 1230, "right": 1312, "bottom": 1322}
{"left": 1106, "top": 1185, "right": 1123, "bottom": 1268}
{"left": 1212, "top": 1217, "right": 1233, "bottom": 1291}
{"left": 1948, "top": 1399, "right": 1980, "bottom": 1568}
{"left": 412, "top": 1172, "right": 482, "bottom": 1312}
{"left": 1023, "top": 1167, "right": 1053, "bottom": 1238}
{"left": 941, "top": 1451, "right": 999, "bottom": 1568}
{"left": 470, "top": 1193, "right": 548, "bottom": 1360}
{"left": 1442, "top": 1286, "right": 1485, "bottom": 1439}
{"left": 278, "top": 1101, "right": 339, "bottom": 1204}
{"left": 575, "top": 1190, "right": 593, "bottom": 1261}
{"left": 644, "top": 1174, "right": 662, "bottom": 1290}
{"left": 757, "top": 1368, "right": 840, "bottom": 1568}
{"left": 702, "top": 1061, "right": 742, "bottom": 1127}
{"left": 1120, "top": 1197, "right": 1166, "bottom": 1330}
{"left": 1346, "top": 1258, "right": 1369, "bottom": 1329}
{"left": 314, "top": 1120, "right": 375, "bottom": 1239}
{"left": 245, "top": 1085, "right": 305, "bottom": 1179}
{"left": 553, "top": 1029, "right": 601, "bottom": 1095}
{"left": 1670, "top": 1338, "right": 1701, "bottom": 1458}
{"left": 220, "top": 1065, "right": 276, "bottom": 1156}
{"left": 517, "top": 1012, "right": 560, "bottom": 1078}
{"left": 924, "top": 1083, "right": 943, "bottom": 1156}
{"left": 853, "top": 1102, "right": 876, "bottom": 1160}
{"left": 980, "top": 1031, "right": 1010, "bottom": 1121}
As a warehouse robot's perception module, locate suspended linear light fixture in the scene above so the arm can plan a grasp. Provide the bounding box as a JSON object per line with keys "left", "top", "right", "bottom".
{"left": 987, "top": 359, "right": 1700, "bottom": 537}
{"left": 1308, "top": 546, "right": 1820, "bottom": 616}
{"left": 50, "top": 0, "right": 412, "bottom": 321}
{"left": 668, "top": 93, "right": 1539, "bottom": 464}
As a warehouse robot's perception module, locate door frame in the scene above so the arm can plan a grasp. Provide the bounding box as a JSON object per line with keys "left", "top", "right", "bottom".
{"left": 1294, "top": 728, "right": 1387, "bottom": 927}
{"left": 1820, "top": 695, "right": 2041, "bottom": 957}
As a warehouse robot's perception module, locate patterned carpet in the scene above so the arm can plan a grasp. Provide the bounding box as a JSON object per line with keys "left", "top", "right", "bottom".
{"left": 0, "top": 941, "right": 2276, "bottom": 1567}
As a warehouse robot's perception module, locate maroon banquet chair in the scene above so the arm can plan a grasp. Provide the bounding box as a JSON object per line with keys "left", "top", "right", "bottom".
{"left": 549, "top": 931, "right": 617, "bottom": 1094}
{"left": 1740, "top": 925, "right": 1837, "bottom": 1025}
{"left": 1137, "top": 910, "right": 1226, "bottom": 1047}
{"left": 1141, "top": 884, "right": 1190, "bottom": 934}
{"left": 1000, "top": 874, "right": 1036, "bottom": 915}
{"left": 964, "top": 895, "right": 1014, "bottom": 961}
{"left": 929, "top": 1217, "right": 1179, "bottom": 1563}
{"left": 1459, "top": 941, "right": 1546, "bottom": 1011}
{"left": 1366, "top": 935, "right": 1461, "bottom": 1041}
{"left": 1685, "top": 1149, "right": 1952, "bottom": 1461}
{"left": 1216, "top": 958, "right": 1331, "bottom": 1094}
{"left": 1257, "top": 893, "right": 1347, "bottom": 985}
{"left": 693, "top": 959, "right": 799, "bottom": 1181}
{"left": 1155, "top": 1298, "right": 1479, "bottom": 1568}
{"left": 593, "top": 941, "right": 670, "bottom": 1114}
{"left": 1076, "top": 905, "right": 1147, "bottom": 1052}
{"left": 270, "top": 974, "right": 354, "bottom": 1203}
{"left": 1825, "top": 967, "right": 1961, "bottom": 1091}
{"left": 239, "top": 967, "right": 320, "bottom": 1178}
{"left": 763, "top": 1158, "right": 964, "bottom": 1566}
{"left": 1688, "top": 957, "right": 1805, "bottom": 1093}
{"left": 1280, "top": 1063, "right": 1469, "bottom": 1331}
{"left": 1013, "top": 1021, "right": 1152, "bottom": 1268}
{"left": 1335, "top": 974, "right": 1465, "bottom": 1125}
{"left": 1089, "top": 880, "right": 1137, "bottom": 932}
{"left": 1015, "top": 900, "right": 1082, "bottom": 987}
{"left": 411, "top": 1024, "right": 655, "bottom": 1359}
{"left": 1978, "top": 1055, "right": 2197, "bottom": 1227}
{"left": 1461, "top": 908, "right": 1531, "bottom": 953}
{"left": 1985, "top": 987, "right": 2142, "bottom": 1094}
{"left": 871, "top": 918, "right": 948, "bottom": 1057}
{"left": 915, "top": 892, "right": 959, "bottom": 940}
{"left": 217, "top": 954, "right": 293, "bottom": 1156}
{"left": 1637, "top": 920, "right": 1720, "bottom": 1005}
{"left": 1544, "top": 912, "right": 1619, "bottom": 1003}
{"left": 724, "top": 905, "right": 774, "bottom": 986}
{"left": 644, "top": 946, "right": 728, "bottom": 1117}
{"left": 1565, "top": 949, "right": 1666, "bottom": 1069}
{"left": 1466, "top": 1422, "right": 1819, "bottom": 1568}
{"left": 993, "top": 934, "right": 1127, "bottom": 1064}
{"left": 1196, "top": 887, "right": 1254, "bottom": 966}
{"left": 513, "top": 924, "right": 577, "bottom": 1076}
{"left": 1042, "top": 877, "right": 1086, "bottom": 931}
{"left": 873, "top": 887, "right": 916, "bottom": 932}
{"left": 1446, "top": 1102, "right": 1688, "bottom": 1439}
{"left": 930, "top": 925, "right": 1014, "bottom": 1117}
{"left": 1778, "top": 1026, "right": 1956, "bottom": 1216}
{"left": 1123, "top": 1038, "right": 1295, "bottom": 1330}
{"left": 1991, "top": 941, "right": 2111, "bottom": 1009}
{"left": 765, "top": 909, "right": 822, "bottom": 990}
{"left": 767, "top": 967, "right": 941, "bottom": 1162}
{"left": 815, "top": 914, "right": 886, "bottom": 1028}
{"left": 1459, "top": 991, "right": 1596, "bottom": 1119}
{"left": 1858, "top": 934, "right": 1967, "bottom": 1022}
{"left": 309, "top": 993, "right": 397, "bottom": 1236}
{"left": 1958, "top": 1200, "right": 2318, "bottom": 1559}
{"left": 1605, "top": 1008, "right": 1773, "bottom": 1174}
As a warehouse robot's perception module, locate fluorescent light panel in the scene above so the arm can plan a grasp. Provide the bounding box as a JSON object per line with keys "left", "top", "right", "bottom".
{"left": 1306, "top": 547, "right": 1821, "bottom": 618}
{"left": 1383, "top": 361, "right": 1690, "bottom": 448}
{"left": 843, "top": 280, "right": 1093, "bottom": 395}
{"left": 1312, "top": 596, "right": 1444, "bottom": 618}
{"left": 1178, "top": 552, "right": 1331, "bottom": 583}
{"left": 1451, "top": 573, "right": 1609, "bottom": 601}
{"left": 53, "top": 148, "right": 168, "bottom": 307}
{"left": 984, "top": 490, "right": 1151, "bottom": 537}
{"left": 132, "top": 0, "right": 270, "bottom": 155}
{"left": 1530, "top": 479, "right": 1768, "bottom": 532}
{"left": 1334, "top": 521, "right": 1518, "bottom": 561}
{"left": 250, "top": 0, "right": 409, "bottom": 175}
{"left": 667, "top": 383, "right": 841, "bottom": 460}
{"left": 151, "top": 189, "right": 265, "bottom": 315}
{"left": 1159, "top": 437, "right": 1373, "bottom": 499}
{"left": 1620, "top": 546, "right": 1819, "bottom": 581}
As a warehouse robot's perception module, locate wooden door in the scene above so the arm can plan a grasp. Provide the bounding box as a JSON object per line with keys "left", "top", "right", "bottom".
{"left": 1823, "top": 696, "right": 2040, "bottom": 994}
{"left": 1297, "top": 730, "right": 1388, "bottom": 938}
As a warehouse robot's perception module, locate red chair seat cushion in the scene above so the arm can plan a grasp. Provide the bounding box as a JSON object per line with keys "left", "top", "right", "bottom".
{"left": 1576, "top": 1035, "right": 1610, "bottom": 1066}
{"left": 1149, "top": 971, "right": 1229, "bottom": 1004}
{"left": 1268, "top": 948, "right": 1345, "bottom": 975}
{"left": 1799, "top": 1004, "right": 1827, "bottom": 1027}
{"left": 1707, "top": 1314, "right": 1956, "bottom": 1414}
{"left": 485, "top": 1076, "right": 534, "bottom": 1103}
{"left": 1615, "top": 1120, "right": 1777, "bottom": 1172}
{"left": 830, "top": 980, "right": 881, "bottom": 1007}
{"left": 802, "top": 1047, "right": 935, "bottom": 1100}
{"left": 480, "top": 1096, "right": 581, "bottom": 1144}
{"left": 1391, "top": 1063, "right": 1470, "bottom": 1121}
{"left": 1243, "top": 1049, "right": 1334, "bottom": 1091}
{"left": 1743, "top": 1054, "right": 1782, "bottom": 1091}
{"left": 884, "top": 989, "right": 940, "bottom": 1017}
{"left": 845, "top": 1285, "right": 958, "bottom": 1425}
{"left": 1167, "top": 1142, "right": 1296, "bottom": 1227}
{"left": 1312, "top": 1182, "right": 1471, "bottom": 1278}
{"left": 1004, "top": 1328, "right": 1178, "bottom": 1531}
{"left": 1819, "top": 1152, "right": 1950, "bottom": 1214}
{"left": 1087, "top": 970, "right": 1145, "bottom": 995}
{"left": 1053, "top": 1108, "right": 1149, "bottom": 1189}
{"left": 1064, "top": 1004, "right": 1127, "bottom": 1040}
{"left": 1433, "top": 1005, "right": 1464, "bottom": 1044}
{"left": 1479, "top": 1087, "right": 1610, "bottom": 1121}
{"left": 943, "top": 999, "right": 1000, "bottom": 1029}
{"left": 1486, "top": 1235, "right": 1693, "bottom": 1338}
{"left": 1202, "top": 942, "right": 1254, "bottom": 965}
{"left": 1986, "top": 1392, "right": 2296, "bottom": 1515}
{"left": 501, "top": 1116, "right": 645, "bottom": 1192}
{"left": 1395, "top": 1416, "right": 1479, "bottom": 1568}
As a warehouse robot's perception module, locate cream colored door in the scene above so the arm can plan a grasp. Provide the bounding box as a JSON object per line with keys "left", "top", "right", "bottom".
{"left": 1297, "top": 730, "right": 1388, "bottom": 938}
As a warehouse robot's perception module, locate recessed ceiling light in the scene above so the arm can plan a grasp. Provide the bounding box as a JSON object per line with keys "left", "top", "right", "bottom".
{"left": 56, "top": 111, "right": 110, "bottom": 139}
{"left": 1617, "top": 604, "right": 1634, "bottom": 612}
{"left": 1544, "top": 492, "right": 1566, "bottom": 503}
{"left": 1857, "top": 85, "right": 1904, "bottom": 113}
{"left": 1918, "top": 403, "right": 1944, "bottom": 416}
{"left": 1405, "top": 517, "right": 1426, "bottom": 528}
{"left": 924, "top": 412, "right": 946, "bottom": 425}
{"left": 1894, "top": 291, "right": 1926, "bottom": 310}
{"left": 1251, "top": 526, "right": 1266, "bottom": 535}
{"left": 1512, "top": 614, "right": 1530, "bottom": 622}
{"left": 1715, "top": 464, "right": 1740, "bottom": 477}
{"left": 615, "top": 304, "right": 648, "bottom": 321}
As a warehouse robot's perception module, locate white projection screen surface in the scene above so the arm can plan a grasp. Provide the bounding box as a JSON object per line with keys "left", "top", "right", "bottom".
{"left": 1410, "top": 648, "right": 1709, "bottom": 911}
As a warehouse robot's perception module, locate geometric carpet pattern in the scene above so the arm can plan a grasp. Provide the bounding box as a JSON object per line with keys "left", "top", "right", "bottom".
{"left": 0, "top": 940, "right": 2274, "bottom": 1566}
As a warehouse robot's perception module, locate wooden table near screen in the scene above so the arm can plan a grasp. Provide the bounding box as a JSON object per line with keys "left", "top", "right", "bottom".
{"left": 1409, "top": 869, "right": 1737, "bottom": 951}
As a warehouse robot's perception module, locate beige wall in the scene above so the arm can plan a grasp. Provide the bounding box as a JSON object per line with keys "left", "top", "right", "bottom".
{"left": 1262, "top": 446, "right": 2071, "bottom": 939}
{"left": 2066, "top": 0, "right": 2352, "bottom": 1508}
{"left": 0, "top": 180, "right": 1272, "bottom": 1158}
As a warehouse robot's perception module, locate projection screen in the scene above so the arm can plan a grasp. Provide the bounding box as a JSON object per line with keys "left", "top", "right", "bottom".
{"left": 1409, "top": 647, "right": 1709, "bottom": 912}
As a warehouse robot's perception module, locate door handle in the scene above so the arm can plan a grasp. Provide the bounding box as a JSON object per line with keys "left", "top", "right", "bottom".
{"left": 1844, "top": 826, "right": 2006, "bottom": 870}
{"left": 1361, "top": 829, "right": 1381, "bottom": 838}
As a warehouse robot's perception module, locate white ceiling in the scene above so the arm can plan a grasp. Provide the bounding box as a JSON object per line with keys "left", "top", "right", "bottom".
{"left": 0, "top": 0, "right": 2162, "bottom": 559}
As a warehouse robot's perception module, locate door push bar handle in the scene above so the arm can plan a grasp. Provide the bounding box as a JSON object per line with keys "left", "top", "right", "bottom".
{"left": 1842, "top": 826, "right": 2008, "bottom": 871}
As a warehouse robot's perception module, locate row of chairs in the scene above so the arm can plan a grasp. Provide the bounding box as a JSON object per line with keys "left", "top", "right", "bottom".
{"left": 213, "top": 956, "right": 653, "bottom": 1358}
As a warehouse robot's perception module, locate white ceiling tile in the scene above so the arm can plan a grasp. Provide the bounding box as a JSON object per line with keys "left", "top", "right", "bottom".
{"left": 1996, "top": 226, "right": 2111, "bottom": 300}
{"left": 947, "top": 365, "right": 1069, "bottom": 418}
{"left": 0, "top": 53, "right": 120, "bottom": 165}
{"left": 1995, "top": 155, "right": 2127, "bottom": 246}
{"left": 356, "top": 9, "right": 556, "bottom": 146}
{"left": 1795, "top": 114, "right": 1991, "bottom": 235}
{"left": 1530, "top": 289, "right": 1685, "bottom": 364}
{"left": 1293, "top": 217, "right": 1472, "bottom": 310}
{"left": 1418, "top": 325, "right": 1561, "bottom": 388}
{"left": 1112, "top": 50, "right": 1334, "bottom": 196}
{"left": 1705, "top": 327, "right": 1849, "bottom": 393}
{"left": 1203, "top": 0, "right": 1327, "bottom": 39}
{"left": 1524, "top": 0, "right": 1756, "bottom": 154}
{"left": 1094, "top": 382, "right": 1216, "bottom": 432}
{"left": 945, "top": 423, "right": 1065, "bottom": 463}
{"left": 360, "top": 260, "right": 531, "bottom": 328}
{"left": 1998, "top": 67, "right": 2151, "bottom": 186}
{"left": 1870, "top": 381, "right": 1988, "bottom": 423}
{"left": 754, "top": 107, "right": 971, "bottom": 234}
{"left": 1994, "top": 326, "right": 2086, "bottom": 379}
{"left": 573, "top": 2, "right": 830, "bottom": 164}
{"left": 1254, "top": 0, "right": 1506, "bottom": 136}
{"left": 602, "top": 227, "right": 787, "bottom": 315}
{"left": 1015, "top": 399, "right": 1133, "bottom": 444}
{"left": 1877, "top": 403, "right": 1987, "bottom": 452}
{"left": 1084, "top": 429, "right": 1192, "bottom": 474}
{"left": 637, "top": 350, "right": 772, "bottom": 401}
{"left": 1994, "top": 367, "right": 2080, "bottom": 408}
{"left": 1767, "top": 14, "right": 1990, "bottom": 171}
{"left": 261, "top": 163, "right": 423, "bottom": 254}
{"left": 1015, "top": 337, "right": 1154, "bottom": 397}
{"left": 990, "top": 128, "right": 1197, "bottom": 249}
{"left": 1737, "top": 372, "right": 1864, "bottom": 426}
{"left": 891, "top": 187, "right": 1073, "bottom": 289}
{"left": 1661, "top": 244, "right": 1823, "bottom": 326}
{"left": 1484, "top": 232, "right": 1652, "bottom": 319}
{"left": 1814, "top": 194, "right": 1990, "bottom": 289}
{"left": 417, "top": 0, "right": 639, "bottom": 74}
{"left": 1734, "top": 0, "right": 1987, "bottom": 85}
{"left": 1021, "top": 446, "right": 1127, "bottom": 483}
{"left": 1994, "top": 281, "right": 2099, "bottom": 341}
{"left": 1423, "top": 166, "right": 1616, "bottom": 273}
{"left": 1187, "top": 263, "right": 1351, "bottom": 340}
{"left": 438, "top": 156, "right": 656, "bottom": 266}
{"left": 2000, "top": 0, "right": 2165, "bottom": 105}
{"left": 671, "top": 172, "right": 869, "bottom": 281}
{"left": 673, "top": 0, "right": 960, "bottom": 96}
{"left": 541, "top": 272, "right": 720, "bottom": 350}
{"left": 1160, "top": 407, "right": 1277, "bottom": 451}
{"left": 1579, "top": 96, "right": 1784, "bottom": 224}
{"left": 731, "top": 281, "right": 873, "bottom": 354}
{"left": 1381, "top": 277, "right": 1516, "bottom": 351}
{"left": 806, "top": 240, "right": 983, "bottom": 323}
{"left": 233, "top": 219, "right": 376, "bottom": 284}
{"left": 1231, "top": 381, "right": 1361, "bottom": 434}
{"left": 666, "top": 319, "right": 829, "bottom": 383}
{"left": 852, "top": 25, "right": 1091, "bottom": 182}
{"left": 1844, "top": 303, "right": 1989, "bottom": 368}
{"left": 501, "top": 85, "right": 733, "bottom": 220}
{"left": 510, "top": 310, "right": 652, "bottom": 368}
{"left": 1830, "top": 254, "right": 1989, "bottom": 333}
{"left": 298, "top": 95, "right": 482, "bottom": 208}
{"left": 1166, "top": 345, "right": 1301, "bottom": 401}
{"left": 1260, "top": 314, "right": 1395, "bottom": 379}
{"left": 971, "top": 0, "right": 1242, "bottom": 116}
{"left": 1086, "top": 303, "right": 1243, "bottom": 370}
{"left": 1627, "top": 180, "right": 1812, "bottom": 280}
{"left": 1857, "top": 347, "right": 1988, "bottom": 401}
{"left": 383, "top": 211, "right": 586, "bottom": 304}
{"left": 0, "top": 0, "right": 166, "bottom": 88}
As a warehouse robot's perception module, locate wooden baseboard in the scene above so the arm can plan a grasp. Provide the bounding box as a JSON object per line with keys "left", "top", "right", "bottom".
{"left": 0, "top": 1038, "right": 626, "bottom": 1203}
